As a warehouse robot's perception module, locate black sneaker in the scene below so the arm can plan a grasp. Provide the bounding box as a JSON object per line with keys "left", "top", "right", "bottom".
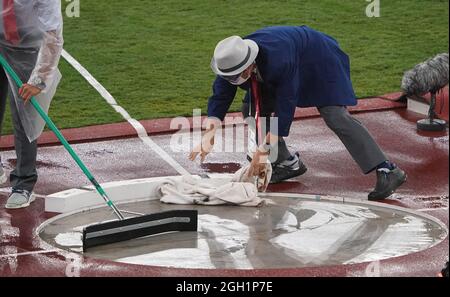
{"left": 270, "top": 152, "right": 307, "bottom": 184}
{"left": 368, "top": 167, "right": 407, "bottom": 201}
{"left": 441, "top": 261, "right": 449, "bottom": 277}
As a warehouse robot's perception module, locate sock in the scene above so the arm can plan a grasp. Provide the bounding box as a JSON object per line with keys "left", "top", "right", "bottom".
{"left": 278, "top": 153, "right": 299, "bottom": 168}
{"left": 287, "top": 154, "right": 296, "bottom": 161}
{"left": 376, "top": 161, "right": 396, "bottom": 171}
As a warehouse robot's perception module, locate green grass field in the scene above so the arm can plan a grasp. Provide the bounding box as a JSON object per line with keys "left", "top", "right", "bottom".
{"left": 1, "top": 0, "right": 448, "bottom": 135}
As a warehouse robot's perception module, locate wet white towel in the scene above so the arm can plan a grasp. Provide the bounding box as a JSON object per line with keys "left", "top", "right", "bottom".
{"left": 158, "top": 163, "right": 272, "bottom": 207}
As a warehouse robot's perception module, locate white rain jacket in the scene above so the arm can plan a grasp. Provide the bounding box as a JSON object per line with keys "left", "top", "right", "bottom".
{"left": 1, "top": 0, "right": 63, "bottom": 141}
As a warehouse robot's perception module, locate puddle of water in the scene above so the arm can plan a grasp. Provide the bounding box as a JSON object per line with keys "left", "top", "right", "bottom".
{"left": 39, "top": 197, "right": 448, "bottom": 270}
{"left": 413, "top": 195, "right": 449, "bottom": 209}
{"left": 7, "top": 158, "right": 69, "bottom": 170}
{"left": 200, "top": 163, "right": 242, "bottom": 174}
{"left": 84, "top": 149, "right": 114, "bottom": 158}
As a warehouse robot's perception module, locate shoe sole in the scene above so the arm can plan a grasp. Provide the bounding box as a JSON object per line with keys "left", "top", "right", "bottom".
{"left": 368, "top": 173, "right": 407, "bottom": 201}
{"left": 270, "top": 164, "right": 308, "bottom": 184}
{"left": 5, "top": 194, "right": 36, "bottom": 209}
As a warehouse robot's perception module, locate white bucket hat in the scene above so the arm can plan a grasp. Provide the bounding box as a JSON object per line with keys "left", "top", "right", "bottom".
{"left": 211, "top": 36, "right": 259, "bottom": 76}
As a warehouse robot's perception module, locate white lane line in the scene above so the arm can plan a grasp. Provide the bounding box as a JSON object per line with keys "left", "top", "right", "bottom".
{"left": 61, "top": 49, "right": 190, "bottom": 177}
{"left": 0, "top": 249, "right": 60, "bottom": 259}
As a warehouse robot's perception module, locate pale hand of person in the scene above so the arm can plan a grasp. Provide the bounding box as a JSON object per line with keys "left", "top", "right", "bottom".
{"left": 247, "top": 148, "right": 270, "bottom": 178}
{"left": 189, "top": 132, "right": 215, "bottom": 163}
{"left": 19, "top": 84, "right": 42, "bottom": 103}
{"left": 189, "top": 118, "right": 221, "bottom": 163}
{"left": 247, "top": 132, "right": 278, "bottom": 178}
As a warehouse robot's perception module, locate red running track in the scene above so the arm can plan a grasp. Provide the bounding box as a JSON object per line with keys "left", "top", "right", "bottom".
{"left": 0, "top": 102, "right": 448, "bottom": 277}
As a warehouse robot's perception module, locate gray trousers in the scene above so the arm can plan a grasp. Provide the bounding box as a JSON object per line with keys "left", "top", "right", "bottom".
{"left": 318, "top": 106, "right": 387, "bottom": 174}
{"left": 243, "top": 98, "right": 387, "bottom": 173}
{"left": 0, "top": 48, "right": 38, "bottom": 191}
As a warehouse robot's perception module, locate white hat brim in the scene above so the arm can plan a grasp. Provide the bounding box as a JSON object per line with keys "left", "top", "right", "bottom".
{"left": 211, "top": 39, "right": 259, "bottom": 76}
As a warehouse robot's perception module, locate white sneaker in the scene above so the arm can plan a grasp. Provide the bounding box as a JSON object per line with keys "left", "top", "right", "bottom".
{"left": 0, "top": 166, "right": 7, "bottom": 185}
{"left": 5, "top": 189, "right": 36, "bottom": 209}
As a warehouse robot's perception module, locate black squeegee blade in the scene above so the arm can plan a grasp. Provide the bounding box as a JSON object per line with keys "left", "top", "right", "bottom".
{"left": 82, "top": 210, "right": 198, "bottom": 251}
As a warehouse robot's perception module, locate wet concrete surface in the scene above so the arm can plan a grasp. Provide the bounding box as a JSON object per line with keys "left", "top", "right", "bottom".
{"left": 40, "top": 198, "right": 447, "bottom": 270}
{"left": 0, "top": 108, "right": 448, "bottom": 276}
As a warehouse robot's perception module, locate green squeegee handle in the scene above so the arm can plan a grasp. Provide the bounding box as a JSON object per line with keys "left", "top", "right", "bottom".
{"left": 0, "top": 54, "right": 124, "bottom": 220}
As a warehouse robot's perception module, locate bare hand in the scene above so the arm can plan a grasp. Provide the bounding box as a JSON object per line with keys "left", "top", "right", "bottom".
{"left": 189, "top": 133, "right": 215, "bottom": 163}
{"left": 189, "top": 118, "right": 220, "bottom": 163}
{"left": 247, "top": 149, "right": 269, "bottom": 178}
{"left": 19, "top": 84, "right": 42, "bottom": 103}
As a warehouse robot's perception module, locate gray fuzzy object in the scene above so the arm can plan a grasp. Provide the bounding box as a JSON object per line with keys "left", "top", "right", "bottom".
{"left": 401, "top": 53, "right": 449, "bottom": 95}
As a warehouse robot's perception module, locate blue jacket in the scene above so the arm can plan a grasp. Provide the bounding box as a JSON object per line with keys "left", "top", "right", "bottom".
{"left": 207, "top": 26, "right": 357, "bottom": 136}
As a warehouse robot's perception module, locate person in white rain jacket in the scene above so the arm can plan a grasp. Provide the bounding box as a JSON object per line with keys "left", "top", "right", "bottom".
{"left": 0, "top": 0, "right": 63, "bottom": 209}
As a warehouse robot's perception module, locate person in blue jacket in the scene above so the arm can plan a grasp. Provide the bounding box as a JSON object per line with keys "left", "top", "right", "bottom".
{"left": 189, "top": 26, "right": 406, "bottom": 201}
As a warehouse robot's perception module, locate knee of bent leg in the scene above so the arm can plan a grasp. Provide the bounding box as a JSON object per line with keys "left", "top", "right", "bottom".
{"left": 321, "top": 109, "right": 353, "bottom": 133}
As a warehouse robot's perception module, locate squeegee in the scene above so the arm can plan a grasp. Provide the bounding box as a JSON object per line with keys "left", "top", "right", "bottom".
{"left": 0, "top": 54, "right": 197, "bottom": 252}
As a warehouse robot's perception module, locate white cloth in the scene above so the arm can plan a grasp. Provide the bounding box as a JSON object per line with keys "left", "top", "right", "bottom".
{"left": 158, "top": 163, "right": 272, "bottom": 207}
